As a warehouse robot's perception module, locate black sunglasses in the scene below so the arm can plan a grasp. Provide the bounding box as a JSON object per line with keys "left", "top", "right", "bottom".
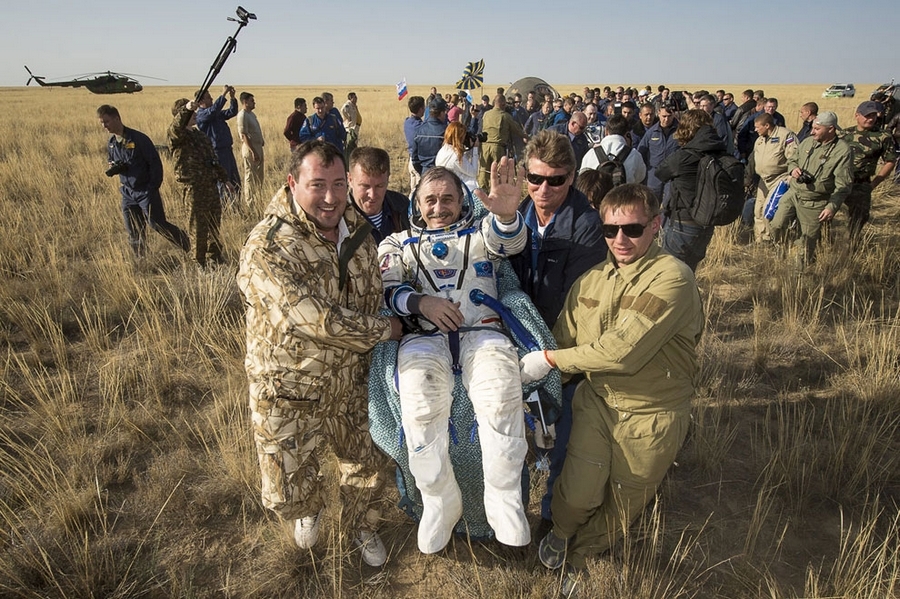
{"left": 525, "top": 172, "right": 568, "bottom": 187}
{"left": 602, "top": 222, "right": 651, "bottom": 239}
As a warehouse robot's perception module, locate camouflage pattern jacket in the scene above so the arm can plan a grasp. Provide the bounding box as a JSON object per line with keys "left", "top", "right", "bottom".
{"left": 167, "top": 107, "right": 228, "bottom": 185}
{"left": 237, "top": 186, "right": 393, "bottom": 409}
{"left": 839, "top": 126, "right": 898, "bottom": 183}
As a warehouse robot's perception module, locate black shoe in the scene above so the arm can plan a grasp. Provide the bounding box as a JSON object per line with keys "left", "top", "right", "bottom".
{"left": 179, "top": 232, "right": 191, "bottom": 253}
{"left": 560, "top": 564, "right": 583, "bottom": 598}
{"left": 538, "top": 528, "right": 567, "bottom": 570}
{"left": 535, "top": 517, "right": 553, "bottom": 543}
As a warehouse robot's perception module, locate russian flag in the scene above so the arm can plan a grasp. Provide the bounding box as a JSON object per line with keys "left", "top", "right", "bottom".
{"left": 397, "top": 78, "right": 408, "bottom": 101}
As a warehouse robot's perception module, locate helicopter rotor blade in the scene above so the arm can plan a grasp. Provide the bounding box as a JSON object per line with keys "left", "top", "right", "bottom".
{"left": 116, "top": 72, "right": 167, "bottom": 82}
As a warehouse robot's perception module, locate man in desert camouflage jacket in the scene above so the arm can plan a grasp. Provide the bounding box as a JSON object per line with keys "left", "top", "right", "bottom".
{"left": 237, "top": 140, "right": 402, "bottom": 567}
{"left": 168, "top": 98, "right": 231, "bottom": 267}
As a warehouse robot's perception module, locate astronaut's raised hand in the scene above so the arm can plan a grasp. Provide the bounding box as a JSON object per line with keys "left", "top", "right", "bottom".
{"left": 418, "top": 295, "right": 464, "bottom": 333}
{"left": 519, "top": 350, "right": 555, "bottom": 384}
{"left": 474, "top": 156, "right": 523, "bottom": 224}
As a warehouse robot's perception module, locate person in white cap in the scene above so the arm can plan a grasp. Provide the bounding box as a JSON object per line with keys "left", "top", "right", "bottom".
{"left": 769, "top": 111, "right": 853, "bottom": 268}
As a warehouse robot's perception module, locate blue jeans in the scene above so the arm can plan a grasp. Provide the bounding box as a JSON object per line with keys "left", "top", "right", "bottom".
{"left": 540, "top": 381, "right": 578, "bottom": 521}
{"left": 661, "top": 218, "right": 714, "bottom": 272}
{"left": 121, "top": 188, "right": 189, "bottom": 257}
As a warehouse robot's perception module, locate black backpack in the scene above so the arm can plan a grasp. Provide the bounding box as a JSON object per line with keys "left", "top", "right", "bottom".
{"left": 689, "top": 151, "right": 745, "bottom": 226}
{"left": 595, "top": 145, "right": 631, "bottom": 187}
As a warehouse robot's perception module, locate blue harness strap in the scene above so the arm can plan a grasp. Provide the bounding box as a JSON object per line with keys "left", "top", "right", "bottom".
{"left": 449, "top": 330, "right": 462, "bottom": 375}
{"left": 469, "top": 289, "right": 540, "bottom": 351}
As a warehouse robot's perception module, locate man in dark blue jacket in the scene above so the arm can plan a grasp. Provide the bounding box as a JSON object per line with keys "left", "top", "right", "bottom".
{"left": 412, "top": 97, "right": 448, "bottom": 174}
{"left": 300, "top": 97, "right": 347, "bottom": 154}
{"left": 638, "top": 106, "right": 680, "bottom": 200}
{"left": 98, "top": 105, "right": 190, "bottom": 258}
{"left": 196, "top": 85, "right": 240, "bottom": 196}
{"left": 549, "top": 112, "right": 589, "bottom": 170}
{"left": 509, "top": 130, "right": 606, "bottom": 532}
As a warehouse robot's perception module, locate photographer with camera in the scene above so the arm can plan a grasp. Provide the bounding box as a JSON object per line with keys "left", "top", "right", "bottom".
{"left": 769, "top": 111, "right": 853, "bottom": 269}
{"left": 98, "top": 105, "right": 190, "bottom": 259}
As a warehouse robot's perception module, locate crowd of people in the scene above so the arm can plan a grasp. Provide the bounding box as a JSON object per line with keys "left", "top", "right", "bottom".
{"left": 97, "top": 80, "right": 898, "bottom": 598}
{"left": 405, "top": 83, "right": 898, "bottom": 272}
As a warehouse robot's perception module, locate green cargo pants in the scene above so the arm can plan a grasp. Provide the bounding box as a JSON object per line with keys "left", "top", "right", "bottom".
{"left": 770, "top": 189, "right": 829, "bottom": 267}
{"left": 550, "top": 384, "right": 690, "bottom": 570}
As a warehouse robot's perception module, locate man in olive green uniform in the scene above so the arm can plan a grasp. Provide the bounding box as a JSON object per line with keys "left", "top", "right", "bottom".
{"left": 750, "top": 113, "right": 797, "bottom": 242}
{"left": 478, "top": 94, "right": 526, "bottom": 191}
{"left": 770, "top": 111, "right": 853, "bottom": 268}
{"left": 839, "top": 100, "right": 897, "bottom": 250}
{"left": 520, "top": 184, "right": 703, "bottom": 594}
{"left": 237, "top": 141, "right": 403, "bottom": 567}
{"left": 167, "top": 98, "right": 231, "bottom": 267}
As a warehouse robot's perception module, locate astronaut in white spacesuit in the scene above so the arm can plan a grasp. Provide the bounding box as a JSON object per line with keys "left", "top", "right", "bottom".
{"left": 378, "top": 160, "right": 529, "bottom": 554}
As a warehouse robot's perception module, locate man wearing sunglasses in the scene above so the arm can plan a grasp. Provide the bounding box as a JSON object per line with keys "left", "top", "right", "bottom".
{"left": 508, "top": 130, "right": 606, "bottom": 534}
{"left": 520, "top": 183, "right": 703, "bottom": 592}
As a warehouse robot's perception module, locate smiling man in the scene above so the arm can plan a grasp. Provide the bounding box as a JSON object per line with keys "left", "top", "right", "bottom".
{"left": 519, "top": 183, "right": 703, "bottom": 594}
{"left": 378, "top": 161, "right": 530, "bottom": 554}
{"left": 237, "top": 140, "right": 403, "bottom": 568}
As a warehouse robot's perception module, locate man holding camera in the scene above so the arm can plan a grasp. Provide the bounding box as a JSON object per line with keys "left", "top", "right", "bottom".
{"left": 478, "top": 94, "right": 525, "bottom": 191}
{"left": 769, "top": 111, "right": 853, "bottom": 269}
{"left": 98, "top": 105, "right": 190, "bottom": 258}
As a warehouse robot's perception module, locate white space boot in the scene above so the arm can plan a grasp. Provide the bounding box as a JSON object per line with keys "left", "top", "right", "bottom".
{"left": 479, "top": 425, "right": 530, "bottom": 547}
{"left": 408, "top": 432, "right": 463, "bottom": 553}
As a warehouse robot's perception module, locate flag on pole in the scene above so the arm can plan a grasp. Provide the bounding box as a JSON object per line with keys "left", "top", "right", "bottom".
{"left": 397, "top": 77, "right": 408, "bottom": 101}
{"left": 456, "top": 59, "right": 484, "bottom": 90}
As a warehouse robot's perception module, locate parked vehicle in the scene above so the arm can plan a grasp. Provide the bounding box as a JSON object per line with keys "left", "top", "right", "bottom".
{"left": 822, "top": 84, "right": 856, "bottom": 98}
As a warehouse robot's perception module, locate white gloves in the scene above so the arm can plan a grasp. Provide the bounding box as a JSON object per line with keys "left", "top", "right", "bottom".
{"left": 519, "top": 350, "right": 554, "bottom": 384}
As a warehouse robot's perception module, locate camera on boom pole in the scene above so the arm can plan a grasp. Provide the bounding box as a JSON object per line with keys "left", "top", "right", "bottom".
{"left": 195, "top": 6, "right": 256, "bottom": 102}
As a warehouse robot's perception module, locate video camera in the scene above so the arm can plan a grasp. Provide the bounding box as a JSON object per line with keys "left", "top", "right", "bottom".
{"left": 195, "top": 6, "right": 257, "bottom": 102}
{"left": 234, "top": 6, "right": 256, "bottom": 23}
{"left": 796, "top": 169, "right": 815, "bottom": 185}
{"left": 464, "top": 131, "right": 487, "bottom": 151}
{"left": 105, "top": 161, "right": 129, "bottom": 177}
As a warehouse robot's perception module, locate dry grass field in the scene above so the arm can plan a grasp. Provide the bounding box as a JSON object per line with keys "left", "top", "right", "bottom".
{"left": 0, "top": 83, "right": 897, "bottom": 598}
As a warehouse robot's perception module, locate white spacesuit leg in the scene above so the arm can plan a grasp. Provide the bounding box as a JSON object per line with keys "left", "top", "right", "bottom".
{"left": 397, "top": 334, "right": 463, "bottom": 554}
{"left": 461, "top": 330, "right": 530, "bottom": 547}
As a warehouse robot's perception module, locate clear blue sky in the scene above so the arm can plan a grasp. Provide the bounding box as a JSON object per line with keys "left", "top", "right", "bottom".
{"left": 2, "top": 0, "right": 895, "bottom": 89}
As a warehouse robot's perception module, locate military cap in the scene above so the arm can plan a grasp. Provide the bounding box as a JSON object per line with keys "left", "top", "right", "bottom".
{"left": 814, "top": 111, "right": 838, "bottom": 127}
{"left": 429, "top": 96, "right": 448, "bottom": 113}
{"left": 172, "top": 98, "right": 189, "bottom": 116}
{"left": 856, "top": 100, "right": 882, "bottom": 116}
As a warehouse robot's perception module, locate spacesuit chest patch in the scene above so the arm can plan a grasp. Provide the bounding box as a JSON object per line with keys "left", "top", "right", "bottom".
{"left": 473, "top": 261, "right": 493, "bottom": 277}
{"left": 433, "top": 268, "right": 458, "bottom": 279}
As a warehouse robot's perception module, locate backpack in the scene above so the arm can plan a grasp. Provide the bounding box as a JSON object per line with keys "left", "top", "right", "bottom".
{"left": 689, "top": 151, "right": 745, "bottom": 226}
{"left": 595, "top": 145, "right": 631, "bottom": 187}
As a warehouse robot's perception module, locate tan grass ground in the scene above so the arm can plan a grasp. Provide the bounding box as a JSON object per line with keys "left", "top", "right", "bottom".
{"left": 0, "top": 83, "right": 897, "bottom": 598}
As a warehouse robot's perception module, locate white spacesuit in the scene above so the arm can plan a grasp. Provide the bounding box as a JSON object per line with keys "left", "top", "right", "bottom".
{"left": 378, "top": 198, "right": 530, "bottom": 554}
